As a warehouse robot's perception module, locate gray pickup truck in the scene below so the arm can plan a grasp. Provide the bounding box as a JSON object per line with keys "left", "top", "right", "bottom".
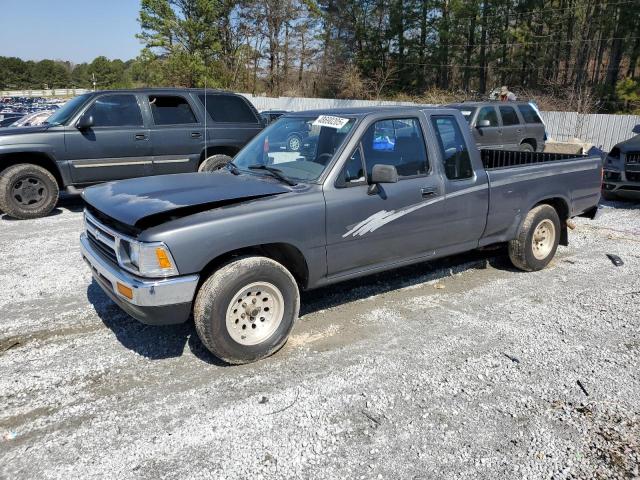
{"left": 80, "top": 107, "right": 601, "bottom": 364}
{"left": 0, "top": 88, "right": 263, "bottom": 219}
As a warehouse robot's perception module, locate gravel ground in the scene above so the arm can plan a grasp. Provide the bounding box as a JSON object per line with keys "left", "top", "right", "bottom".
{"left": 0, "top": 198, "right": 638, "bottom": 479}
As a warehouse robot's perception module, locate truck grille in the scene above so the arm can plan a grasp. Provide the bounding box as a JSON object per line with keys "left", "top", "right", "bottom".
{"left": 627, "top": 171, "right": 640, "bottom": 182}
{"left": 626, "top": 152, "right": 640, "bottom": 164}
{"left": 85, "top": 212, "right": 119, "bottom": 264}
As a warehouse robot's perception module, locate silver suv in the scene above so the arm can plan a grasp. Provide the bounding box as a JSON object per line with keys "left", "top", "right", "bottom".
{"left": 447, "top": 101, "right": 547, "bottom": 152}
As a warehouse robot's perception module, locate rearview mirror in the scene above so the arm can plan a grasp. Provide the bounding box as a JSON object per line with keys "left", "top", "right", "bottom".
{"left": 76, "top": 114, "right": 94, "bottom": 130}
{"left": 477, "top": 120, "right": 491, "bottom": 128}
{"left": 633, "top": 124, "right": 640, "bottom": 135}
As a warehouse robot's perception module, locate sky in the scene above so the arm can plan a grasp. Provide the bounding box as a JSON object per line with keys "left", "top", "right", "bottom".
{"left": 0, "top": 0, "right": 143, "bottom": 63}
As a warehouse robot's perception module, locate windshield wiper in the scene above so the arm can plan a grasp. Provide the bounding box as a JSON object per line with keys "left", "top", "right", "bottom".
{"left": 248, "top": 164, "right": 297, "bottom": 186}
{"left": 226, "top": 160, "right": 241, "bottom": 175}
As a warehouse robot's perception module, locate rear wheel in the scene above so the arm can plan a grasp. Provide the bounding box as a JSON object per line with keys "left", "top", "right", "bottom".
{"left": 508, "top": 204, "right": 561, "bottom": 271}
{"left": 287, "top": 134, "right": 302, "bottom": 152}
{"left": 194, "top": 256, "right": 300, "bottom": 364}
{"left": 198, "top": 154, "right": 233, "bottom": 172}
{"left": 0, "top": 164, "right": 59, "bottom": 219}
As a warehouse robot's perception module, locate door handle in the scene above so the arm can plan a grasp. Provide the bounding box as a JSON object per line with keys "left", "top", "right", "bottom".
{"left": 421, "top": 187, "right": 438, "bottom": 198}
{"left": 191, "top": 132, "right": 202, "bottom": 138}
{"left": 134, "top": 133, "right": 147, "bottom": 140}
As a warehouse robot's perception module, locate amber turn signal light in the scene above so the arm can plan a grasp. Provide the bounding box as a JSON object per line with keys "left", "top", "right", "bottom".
{"left": 116, "top": 282, "right": 133, "bottom": 300}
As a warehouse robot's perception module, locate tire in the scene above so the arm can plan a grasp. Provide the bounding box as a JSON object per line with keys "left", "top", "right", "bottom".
{"left": 198, "top": 154, "right": 233, "bottom": 172}
{"left": 0, "top": 164, "right": 59, "bottom": 220}
{"left": 194, "top": 256, "right": 300, "bottom": 364}
{"left": 519, "top": 141, "right": 535, "bottom": 152}
{"left": 286, "top": 134, "right": 302, "bottom": 152}
{"left": 508, "top": 204, "right": 561, "bottom": 272}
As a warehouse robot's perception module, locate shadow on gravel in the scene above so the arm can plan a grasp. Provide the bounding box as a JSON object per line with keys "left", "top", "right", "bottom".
{"left": 86, "top": 281, "right": 226, "bottom": 366}
{"left": 300, "top": 247, "right": 513, "bottom": 316}
{"left": 86, "top": 247, "right": 514, "bottom": 363}
{"left": 599, "top": 199, "right": 640, "bottom": 210}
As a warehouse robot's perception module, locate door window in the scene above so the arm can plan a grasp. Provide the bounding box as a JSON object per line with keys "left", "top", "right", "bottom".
{"left": 431, "top": 116, "right": 473, "bottom": 180}
{"left": 198, "top": 94, "right": 259, "bottom": 123}
{"left": 476, "top": 107, "right": 499, "bottom": 126}
{"left": 517, "top": 104, "right": 543, "bottom": 124}
{"left": 148, "top": 95, "right": 197, "bottom": 125}
{"left": 85, "top": 94, "right": 143, "bottom": 127}
{"left": 499, "top": 106, "right": 520, "bottom": 126}
{"left": 362, "top": 118, "right": 429, "bottom": 178}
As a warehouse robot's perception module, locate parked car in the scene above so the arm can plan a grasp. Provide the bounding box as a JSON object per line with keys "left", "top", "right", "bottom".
{"left": 9, "top": 110, "right": 53, "bottom": 128}
{"left": 0, "top": 88, "right": 264, "bottom": 219}
{"left": 602, "top": 124, "right": 640, "bottom": 200}
{"left": 447, "top": 101, "right": 547, "bottom": 152}
{"left": 80, "top": 106, "right": 601, "bottom": 364}
{"left": 0, "top": 113, "right": 23, "bottom": 127}
{"left": 260, "top": 110, "right": 288, "bottom": 125}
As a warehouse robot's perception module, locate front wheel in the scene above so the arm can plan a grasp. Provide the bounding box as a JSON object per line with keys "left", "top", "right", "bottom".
{"left": 0, "top": 163, "right": 59, "bottom": 219}
{"left": 519, "top": 142, "right": 535, "bottom": 152}
{"left": 508, "top": 204, "right": 561, "bottom": 271}
{"left": 198, "top": 154, "right": 233, "bottom": 172}
{"left": 194, "top": 256, "right": 300, "bottom": 364}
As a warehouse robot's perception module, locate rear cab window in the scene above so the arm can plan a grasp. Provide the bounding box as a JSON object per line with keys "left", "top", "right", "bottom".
{"left": 517, "top": 104, "right": 543, "bottom": 124}
{"left": 198, "top": 94, "right": 259, "bottom": 123}
{"left": 148, "top": 95, "right": 197, "bottom": 125}
{"left": 431, "top": 115, "right": 474, "bottom": 180}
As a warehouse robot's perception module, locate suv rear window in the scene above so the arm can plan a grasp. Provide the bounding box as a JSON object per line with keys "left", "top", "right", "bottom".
{"left": 198, "top": 94, "right": 259, "bottom": 123}
{"left": 149, "top": 95, "right": 197, "bottom": 125}
{"left": 517, "top": 104, "right": 543, "bottom": 124}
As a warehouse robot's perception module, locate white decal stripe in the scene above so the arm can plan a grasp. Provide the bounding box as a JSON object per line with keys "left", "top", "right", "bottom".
{"left": 154, "top": 158, "right": 191, "bottom": 164}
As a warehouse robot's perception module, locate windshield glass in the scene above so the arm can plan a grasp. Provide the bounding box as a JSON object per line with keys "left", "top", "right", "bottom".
{"left": 233, "top": 115, "right": 357, "bottom": 183}
{"left": 44, "top": 94, "right": 90, "bottom": 126}
{"left": 450, "top": 106, "right": 476, "bottom": 123}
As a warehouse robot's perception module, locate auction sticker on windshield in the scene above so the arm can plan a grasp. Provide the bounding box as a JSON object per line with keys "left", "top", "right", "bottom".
{"left": 313, "top": 115, "right": 350, "bottom": 129}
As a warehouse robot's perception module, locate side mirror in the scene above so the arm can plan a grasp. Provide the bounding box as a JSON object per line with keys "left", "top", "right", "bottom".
{"left": 632, "top": 124, "right": 640, "bottom": 135}
{"left": 370, "top": 164, "right": 398, "bottom": 184}
{"left": 368, "top": 164, "right": 398, "bottom": 195}
{"left": 476, "top": 119, "right": 491, "bottom": 128}
{"left": 76, "top": 114, "right": 94, "bottom": 130}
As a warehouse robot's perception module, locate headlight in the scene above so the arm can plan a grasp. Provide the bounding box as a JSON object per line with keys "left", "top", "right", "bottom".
{"left": 118, "top": 239, "right": 179, "bottom": 278}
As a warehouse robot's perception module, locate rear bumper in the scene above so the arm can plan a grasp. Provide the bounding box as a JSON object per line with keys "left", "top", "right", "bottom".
{"left": 80, "top": 233, "right": 199, "bottom": 325}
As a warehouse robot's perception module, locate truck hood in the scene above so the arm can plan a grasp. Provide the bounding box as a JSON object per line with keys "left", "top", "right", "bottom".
{"left": 0, "top": 125, "right": 50, "bottom": 138}
{"left": 616, "top": 134, "right": 640, "bottom": 152}
{"left": 82, "top": 172, "right": 290, "bottom": 229}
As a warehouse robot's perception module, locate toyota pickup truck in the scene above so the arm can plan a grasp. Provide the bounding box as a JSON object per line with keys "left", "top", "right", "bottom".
{"left": 80, "top": 107, "right": 602, "bottom": 364}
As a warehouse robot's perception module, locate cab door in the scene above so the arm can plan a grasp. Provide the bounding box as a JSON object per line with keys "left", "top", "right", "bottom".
{"left": 323, "top": 116, "right": 447, "bottom": 277}
{"left": 65, "top": 93, "right": 152, "bottom": 184}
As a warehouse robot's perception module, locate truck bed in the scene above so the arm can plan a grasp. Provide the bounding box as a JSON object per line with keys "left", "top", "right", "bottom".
{"left": 478, "top": 149, "right": 602, "bottom": 247}
{"left": 480, "top": 149, "right": 590, "bottom": 170}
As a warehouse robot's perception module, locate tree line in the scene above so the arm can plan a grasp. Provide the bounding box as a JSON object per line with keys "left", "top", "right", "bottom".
{"left": 2, "top": 0, "right": 640, "bottom": 113}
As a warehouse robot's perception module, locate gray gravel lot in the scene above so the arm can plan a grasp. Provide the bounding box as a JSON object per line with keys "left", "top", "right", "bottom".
{"left": 0, "top": 198, "right": 639, "bottom": 479}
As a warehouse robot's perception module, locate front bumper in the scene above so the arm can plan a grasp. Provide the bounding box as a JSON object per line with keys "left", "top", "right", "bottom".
{"left": 80, "top": 233, "right": 199, "bottom": 325}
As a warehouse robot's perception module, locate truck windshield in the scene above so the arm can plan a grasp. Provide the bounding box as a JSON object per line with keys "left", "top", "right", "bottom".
{"left": 44, "top": 94, "right": 91, "bottom": 126}
{"left": 233, "top": 115, "right": 357, "bottom": 183}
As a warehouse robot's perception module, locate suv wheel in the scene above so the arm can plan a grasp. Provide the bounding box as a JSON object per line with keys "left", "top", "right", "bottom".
{"left": 508, "top": 204, "right": 561, "bottom": 271}
{"left": 198, "top": 154, "right": 233, "bottom": 172}
{"left": 519, "top": 142, "right": 535, "bottom": 152}
{"left": 0, "top": 164, "right": 59, "bottom": 219}
{"left": 194, "top": 256, "right": 300, "bottom": 364}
